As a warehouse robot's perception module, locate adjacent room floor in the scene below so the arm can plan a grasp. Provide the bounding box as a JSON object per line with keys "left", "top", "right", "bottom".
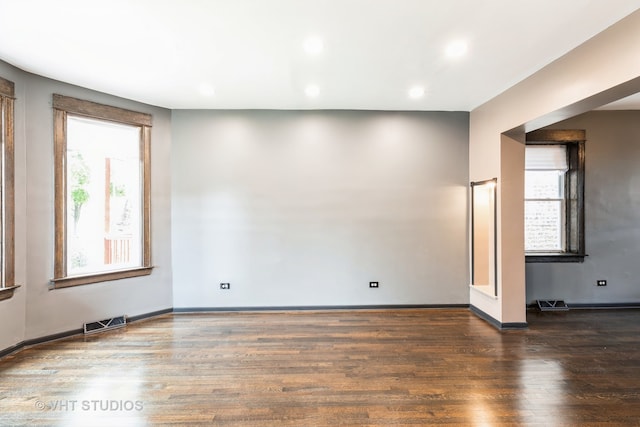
{"left": 2, "top": 308, "right": 639, "bottom": 426}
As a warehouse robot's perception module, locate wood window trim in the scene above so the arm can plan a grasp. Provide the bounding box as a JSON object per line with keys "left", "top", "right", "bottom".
{"left": 52, "top": 94, "right": 152, "bottom": 127}
{"left": 0, "top": 76, "right": 17, "bottom": 300}
{"left": 525, "top": 253, "right": 586, "bottom": 263}
{"left": 52, "top": 267, "right": 153, "bottom": 289}
{"left": 0, "top": 285, "right": 21, "bottom": 302}
{"left": 51, "top": 94, "right": 153, "bottom": 288}
{"left": 525, "top": 129, "right": 586, "bottom": 263}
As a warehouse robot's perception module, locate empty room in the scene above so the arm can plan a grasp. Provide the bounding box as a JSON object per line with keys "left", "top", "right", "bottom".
{"left": 1, "top": 1, "right": 640, "bottom": 425}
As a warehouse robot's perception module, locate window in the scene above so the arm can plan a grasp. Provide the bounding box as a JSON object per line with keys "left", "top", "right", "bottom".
{"left": 525, "top": 129, "right": 585, "bottom": 262}
{"left": 0, "top": 76, "right": 17, "bottom": 300}
{"left": 52, "top": 94, "right": 152, "bottom": 288}
{"left": 525, "top": 145, "right": 567, "bottom": 251}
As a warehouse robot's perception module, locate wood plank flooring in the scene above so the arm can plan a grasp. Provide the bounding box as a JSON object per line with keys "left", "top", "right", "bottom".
{"left": 2, "top": 308, "right": 640, "bottom": 426}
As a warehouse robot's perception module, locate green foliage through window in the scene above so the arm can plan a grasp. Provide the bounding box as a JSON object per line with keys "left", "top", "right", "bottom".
{"left": 70, "top": 152, "right": 90, "bottom": 234}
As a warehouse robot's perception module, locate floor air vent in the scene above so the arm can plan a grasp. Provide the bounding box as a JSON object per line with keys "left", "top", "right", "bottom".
{"left": 84, "top": 315, "right": 127, "bottom": 334}
{"left": 537, "top": 300, "right": 569, "bottom": 311}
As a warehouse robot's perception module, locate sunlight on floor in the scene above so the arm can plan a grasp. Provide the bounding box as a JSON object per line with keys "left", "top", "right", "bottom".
{"left": 59, "top": 368, "right": 146, "bottom": 427}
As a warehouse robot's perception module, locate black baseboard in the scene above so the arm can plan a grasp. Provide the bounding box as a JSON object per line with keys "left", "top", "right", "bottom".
{"left": 0, "top": 327, "right": 83, "bottom": 359}
{"left": 173, "top": 304, "right": 469, "bottom": 313}
{"left": 528, "top": 302, "right": 640, "bottom": 310}
{"left": 568, "top": 302, "right": 640, "bottom": 310}
{"left": 2, "top": 305, "right": 464, "bottom": 358}
{"left": 0, "top": 307, "right": 173, "bottom": 360}
{"left": 127, "top": 308, "right": 173, "bottom": 322}
{"left": 5, "top": 302, "right": 638, "bottom": 359}
{"left": 470, "top": 305, "right": 528, "bottom": 330}
{"left": 23, "top": 328, "right": 84, "bottom": 347}
{"left": 0, "top": 342, "right": 25, "bottom": 359}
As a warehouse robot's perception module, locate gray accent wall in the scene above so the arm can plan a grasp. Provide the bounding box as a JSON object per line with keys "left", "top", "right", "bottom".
{"left": 526, "top": 111, "right": 640, "bottom": 304}
{"left": 0, "top": 59, "right": 173, "bottom": 350}
{"left": 172, "top": 110, "right": 469, "bottom": 308}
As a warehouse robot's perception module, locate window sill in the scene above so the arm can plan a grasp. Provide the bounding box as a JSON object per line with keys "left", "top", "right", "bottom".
{"left": 0, "top": 285, "right": 21, "bottom": 301}
{"left": 526, "top": 253, "right": 587, "bottom": 263}
{"left": 51, "top": 266, "right": 153, "bottom": 289}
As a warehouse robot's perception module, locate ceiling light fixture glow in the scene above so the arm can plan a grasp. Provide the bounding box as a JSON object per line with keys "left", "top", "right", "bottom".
{"left": 408, "top": 86, "right": 425, "bottom": 99}
{"left": 305, "top": 84, "right": 320, "bottom": 98}
{"left": 445, "top": 40, "right": 468, "bottom": 58}
{"left": 303, "top": 37, "right": 324, "bottom": 55}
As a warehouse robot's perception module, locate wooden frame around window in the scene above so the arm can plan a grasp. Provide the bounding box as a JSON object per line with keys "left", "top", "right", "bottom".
{"left": 51, "top": 94, "right": 152, "bottom": 288}
{"left": 0, "top": 76, "right": 17, "bottom": 301}
{"left": 525, "top": 129, "right": 586, "bottom": 263}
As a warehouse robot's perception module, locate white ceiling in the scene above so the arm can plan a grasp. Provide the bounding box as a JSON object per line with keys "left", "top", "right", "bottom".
{"left": 596, "top": 92, "right": 640, "bottom": 110}
{"left": 1, "top": 0, "right": 639, "bottom": 111}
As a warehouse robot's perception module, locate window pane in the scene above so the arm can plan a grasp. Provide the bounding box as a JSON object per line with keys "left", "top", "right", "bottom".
{"left": 525, "top": 145, "right": 567, "bottom": 170}
{"left": 66, "top": 116, "right": 142, "bottom": 275}
{"left": 525, "top": 200, "right": 563, "bottom": 251}
{"left": 525, "top": 170, "right": 564, "bottom": 199}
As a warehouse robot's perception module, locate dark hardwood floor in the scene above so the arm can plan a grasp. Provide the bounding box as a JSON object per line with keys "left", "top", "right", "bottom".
{"left": 2, "top": 308, "right": 640, "bottom": 426}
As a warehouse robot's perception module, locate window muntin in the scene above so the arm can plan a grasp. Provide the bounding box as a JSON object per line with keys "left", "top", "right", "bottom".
{"left": 52, "top": 94, "right": 152, "bottom": 288}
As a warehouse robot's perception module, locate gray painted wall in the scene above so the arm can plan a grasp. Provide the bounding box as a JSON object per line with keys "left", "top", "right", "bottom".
{"left": 526, "top": 111, "right": 640, "bottom": 304}
{"left": 0, "top": 59, "right": 173, "bottom": 350}
{"left": 172, "top": 110, "right": 469, "bottom": 308}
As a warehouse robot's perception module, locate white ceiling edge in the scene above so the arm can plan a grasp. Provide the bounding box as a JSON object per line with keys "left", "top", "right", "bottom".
{"left": 0, "top": 1, "right": 639, "bottom": 111}
{"left": 595, "top": 92, "right": 640, "bottom": 110}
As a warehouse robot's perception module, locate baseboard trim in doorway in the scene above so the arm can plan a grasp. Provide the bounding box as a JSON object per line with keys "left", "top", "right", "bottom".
{"left": 528, "top": 302, "right": 640, "bottom": 311}
{"left": 470, "top": 305, "right": 528, "bottom": 330}
{"left": 568, "top": 302, "right": 640, "bottom": 310}
{"left": 173, "top": 304, "right": 469, "bottom": 313}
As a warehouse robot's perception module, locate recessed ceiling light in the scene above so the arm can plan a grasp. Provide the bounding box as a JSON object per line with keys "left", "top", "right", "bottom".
{"left": 198, "top": 83, "right": 215, "bottom": 97}
{"left": 445, "top": 40, "right": 468, "bottom": 59}
{"left": 303, "top": 37, "right": 324, "bottom": 55}
{"left": 305, "top": 84, "right": 320, "bottom": 98}
{"left": 408, "top": 86, "right": 425, "bottom": 99}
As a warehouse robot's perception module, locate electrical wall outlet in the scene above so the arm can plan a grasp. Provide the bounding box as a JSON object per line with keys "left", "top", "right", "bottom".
{"left": 369, "top": 281, "right": 379, "bottom": 288}
{"left": 220, "top": 283, "right": 231, "bottom": 290}
{"left": 596, "top": 280, "right": 607, "bottom": 287}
